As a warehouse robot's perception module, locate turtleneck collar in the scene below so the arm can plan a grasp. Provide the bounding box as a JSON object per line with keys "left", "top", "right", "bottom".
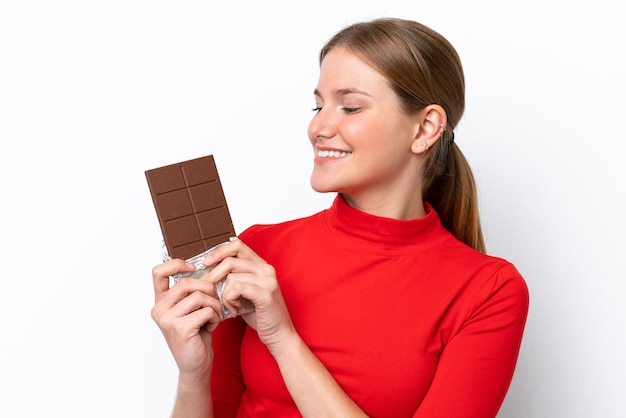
{"left": 322, "top": 194, "right": 447, "bottom": 255}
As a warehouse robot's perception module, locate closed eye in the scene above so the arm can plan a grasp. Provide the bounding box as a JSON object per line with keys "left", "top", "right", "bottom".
{"left": 311, "top": 106, "right": 362, "bottom": 114}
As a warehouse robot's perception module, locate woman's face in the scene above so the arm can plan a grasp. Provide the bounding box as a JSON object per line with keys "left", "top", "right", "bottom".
{"left": 308, "top": 47, "right": 423, "bottom": 205}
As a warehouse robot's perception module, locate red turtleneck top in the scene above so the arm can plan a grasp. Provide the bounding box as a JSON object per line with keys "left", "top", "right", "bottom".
{"left": 211, "top": 195, "right": 529, "bottom": 417}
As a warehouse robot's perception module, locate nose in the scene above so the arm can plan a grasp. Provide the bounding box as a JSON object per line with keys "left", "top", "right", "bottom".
{"left": 308, "top": 108, "right": 336, "bottom": 142}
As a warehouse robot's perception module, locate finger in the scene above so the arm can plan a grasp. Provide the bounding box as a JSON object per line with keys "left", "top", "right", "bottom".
{"left": 170, "top": 289, "right": 224, "bottom": 321}
{"left": 163, "top": 276, "right": 218, "bottom": 306}
{"left": 172, "top": 305, "right": 223, "bottom": 335}
{"left": 202, "top": 256, "right": 274, "bottom": 286}
{"left": 152, "top": 278, "right": 217, "bottom": 325}
{"left": 153, "top": 288, "right": 224, "bottom": 331}
{"left": 195, "top": 306, "right": 223, "bottom": 333}
{"left": 202, "top": 238, "right": 261, "bottom": 268}
{"left": 219, "top": 271, "right": 276, "bottom": 314}
{"left": 152, "top": 258, "right": 195, "bottom": 300}
{"left": 157, "top": 303, "right": 223, "bottom": 339}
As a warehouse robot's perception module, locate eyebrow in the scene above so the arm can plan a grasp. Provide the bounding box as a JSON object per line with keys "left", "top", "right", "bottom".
{"left": 313, "top": 88, "right": 372, "bottom": 98}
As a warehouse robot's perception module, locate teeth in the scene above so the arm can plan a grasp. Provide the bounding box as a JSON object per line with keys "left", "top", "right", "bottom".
{"left": 317, "top": 150, "right": 351, "bottom": 158}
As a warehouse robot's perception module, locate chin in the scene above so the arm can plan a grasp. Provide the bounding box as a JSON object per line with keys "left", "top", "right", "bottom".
{"left": 310, "top": 178, "right": 339, "bottom": 194}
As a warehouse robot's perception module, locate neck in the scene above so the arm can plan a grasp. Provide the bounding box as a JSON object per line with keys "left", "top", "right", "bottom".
{"left": 340, "top": 192, "right": 426, "bottom": 220}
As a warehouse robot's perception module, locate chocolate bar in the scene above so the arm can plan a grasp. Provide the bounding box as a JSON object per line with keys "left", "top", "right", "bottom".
{"left": 145, "top": 155, "right": 236, "bottom": 260}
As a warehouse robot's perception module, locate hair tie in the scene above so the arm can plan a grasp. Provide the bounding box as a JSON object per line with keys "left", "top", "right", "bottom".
{"left": 449, "top": 131, "right": 455, "bottom": 145}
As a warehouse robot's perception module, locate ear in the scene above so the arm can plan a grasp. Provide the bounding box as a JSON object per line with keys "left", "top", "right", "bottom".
{"left": 411, "top": 105, "right": 448, "bottom": 155}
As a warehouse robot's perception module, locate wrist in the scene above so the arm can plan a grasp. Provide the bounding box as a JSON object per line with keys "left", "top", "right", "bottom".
{"left": 173, "top": 371, "right": 214, "bottom": 418}
{"left": 267, "top": 329, "right": 304, "bottom": 360}
{"left": 178, "top": 368, "right": 212, "bottom": 392}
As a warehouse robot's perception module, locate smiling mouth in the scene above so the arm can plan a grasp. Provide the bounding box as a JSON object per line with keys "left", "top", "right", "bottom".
{"left": 317, "top": 150, "right": 352, "bottom": 158}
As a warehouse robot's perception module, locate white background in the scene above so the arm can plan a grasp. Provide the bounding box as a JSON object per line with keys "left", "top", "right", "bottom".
{"left": 1, "top": 1, "right": 624, "bottom": 417}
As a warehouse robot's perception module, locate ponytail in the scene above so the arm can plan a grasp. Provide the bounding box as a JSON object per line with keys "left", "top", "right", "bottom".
{"left": 423, "top": 136, "right": 485, "bottom": 253}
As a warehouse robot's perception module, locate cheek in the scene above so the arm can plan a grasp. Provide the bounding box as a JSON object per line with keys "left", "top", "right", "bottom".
{"left": 340, "top": 116, "right": 370, "bottom": 142}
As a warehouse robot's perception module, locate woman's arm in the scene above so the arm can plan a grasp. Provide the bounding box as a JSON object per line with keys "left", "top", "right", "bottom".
{"left": 269, "top": 331, "right": 368, "bottom": 417}
{"left": 172, "top": 372, "right": 213, "bottom": 418}
{"left": 151, "top": 259, "right": 224, "bottom": 418}
{"left": 205, "top": 239, "right": 369, "bottom": 418}
{"left": 413, "top": 264, "right": 530, "bottom": 418}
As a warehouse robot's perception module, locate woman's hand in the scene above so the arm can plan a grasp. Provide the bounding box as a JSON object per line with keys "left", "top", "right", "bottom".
{"left": 202, "top": 239, "right": 297, "bottom": 355}
{"left": 151, "top": 259, "right": 224, "bottom": 380}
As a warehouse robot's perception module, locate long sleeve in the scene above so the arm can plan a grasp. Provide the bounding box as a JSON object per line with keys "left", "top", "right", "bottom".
{"left": 211, "top": 316, "right": 247, "bottom": 417}
{"left": 413, "top": 263, "right": 530, "bottom": 418}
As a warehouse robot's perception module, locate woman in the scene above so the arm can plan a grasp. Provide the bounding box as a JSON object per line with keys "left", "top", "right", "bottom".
{"left": 151, "top": 17, "right": 529, "bottom": 417}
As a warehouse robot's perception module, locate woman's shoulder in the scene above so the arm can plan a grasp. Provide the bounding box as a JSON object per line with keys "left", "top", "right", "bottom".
{"left": 437, "top": 234, "right": 528, "bottom": 294}
{"left": 462, "top": 248, "right": 529, "bottom": 307}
